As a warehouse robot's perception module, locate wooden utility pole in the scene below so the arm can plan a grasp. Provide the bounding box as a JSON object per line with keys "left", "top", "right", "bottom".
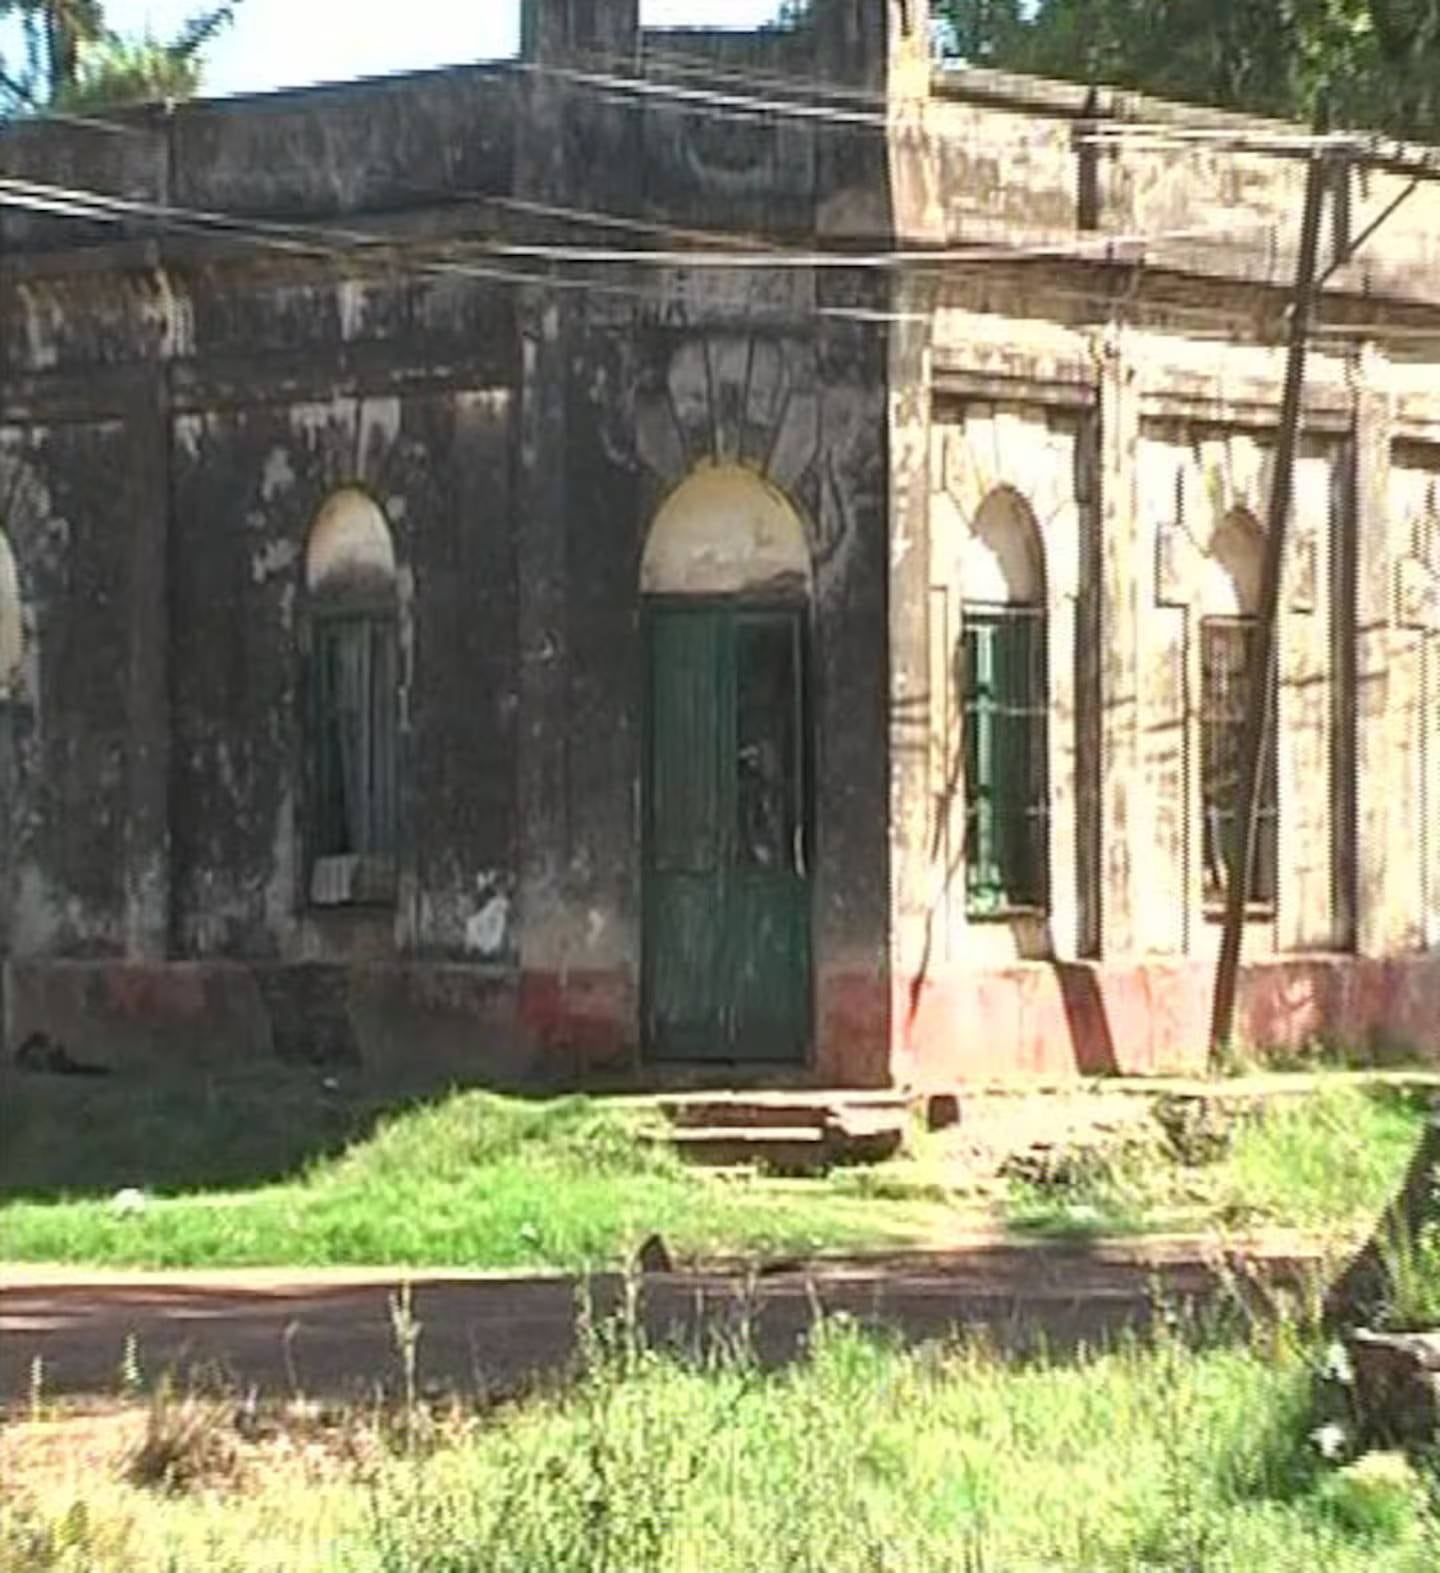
{"left": 1207, "top": 133, "right": 1335, "bottom": 1064}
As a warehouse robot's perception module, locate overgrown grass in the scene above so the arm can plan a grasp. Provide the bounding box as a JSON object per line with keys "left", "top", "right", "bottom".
{"left": 6, "top": 1310, "right": 1440, "bottom": 1572}
{"left": 4, "top": 1072, "right": 1432, "bottom": 1270}
{"left": 1004, "top": 1084, "right": 1428, "bottom": 1239}
{"left": 0, "top": 1087, "right": 945, "bottom": 1270}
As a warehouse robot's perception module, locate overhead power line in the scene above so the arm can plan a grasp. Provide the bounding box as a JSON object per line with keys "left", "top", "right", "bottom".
{"left": 1, "top": 167, "right": 1437, "bottom": 349}
{"left": 0, "top": 170, "right": 1280, "bottom": 275}
{"left": 4, "top": 169, "right": 1439, "bottom": 352}
{"left": 0, "top": 162, "right": 1432, "bottom": 361}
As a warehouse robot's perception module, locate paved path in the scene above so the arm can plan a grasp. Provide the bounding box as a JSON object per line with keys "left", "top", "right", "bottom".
{"left": 1, "top": 1233, "right": 1337, "bottom": 1408}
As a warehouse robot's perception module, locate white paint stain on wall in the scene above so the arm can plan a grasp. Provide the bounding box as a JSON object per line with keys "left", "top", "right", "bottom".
{"left": 173, "top": 414, "right": 207, "bottom": 462}
{"left": 337, "top": 278, "right": 366, "bottom": 343}
{"left": 466, "top": 885, "right": 511, "bottom": 959}
{"left": 289, "top": 398, "right": 359, "bottom": 451}
{"left": 261, "top": 447, "right": 297, "bottom": 502}
{"left": 358, "top": 398, "right": 402, "bottom": 478}
{"left": 250, "top": 537, "right": 300, "bottom": 585}
{"left": 150, "top": 268, "right": 194, "bottom": 360}
{"left": 14, "top": 284, "right": 61, "bottom": 371}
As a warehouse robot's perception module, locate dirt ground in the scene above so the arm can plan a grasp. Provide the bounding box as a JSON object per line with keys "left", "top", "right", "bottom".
{"left": 1, "top": 1232, "right": 1337, "bottom": 1414}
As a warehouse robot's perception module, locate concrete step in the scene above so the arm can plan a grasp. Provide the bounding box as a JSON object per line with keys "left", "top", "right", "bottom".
{"left": 641, "top": 1088, "right": 933, "bottom": 1173}
{"left": 658, "top": 1090, "right": 914, "bottom": 1132}
{"left": 664, "top": 1125, "right": 834, "bottom": 1174}
{"left": 660, "top": 1107, "right": 911, "bottom": 1173}
{"left": 824, "top": 1122, "right": 907, "bottom": 1165}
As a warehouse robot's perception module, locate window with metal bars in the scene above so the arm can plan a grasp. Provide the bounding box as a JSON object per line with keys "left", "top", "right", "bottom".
{"left": 310, "top": 612, "right": 398, "bottom": 904}
{"left": 1200, "top": 616, "right": 1278, "bottom": 909}
{"left": 961, "top": 605, "right": 1048, "bottom": 915}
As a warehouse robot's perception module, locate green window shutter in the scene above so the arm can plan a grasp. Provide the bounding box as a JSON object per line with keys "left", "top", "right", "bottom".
{"left": 649, "top": 608, "right": 722, "bottom": 874}
{"left": 313, "top": 621, "right": 347, "bottom": 857}
{"left": 964, "top": 608, "right": 1048, "bottom": 916}
{"left": 313, "top": 613, "right": 398, "bottom": 861}
{"left": 994, "top": 612, "right": 1027, "bottom": 904}
{"left": 367, "top": 620, "right": 398, "bottom": 856}
{"left": 963, "top": 620, "right": 998, "bottom": 911}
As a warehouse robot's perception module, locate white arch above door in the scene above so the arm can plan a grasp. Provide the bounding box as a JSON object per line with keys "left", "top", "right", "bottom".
{"left": 642, "top": 465, "right": 811, "bottom": 597}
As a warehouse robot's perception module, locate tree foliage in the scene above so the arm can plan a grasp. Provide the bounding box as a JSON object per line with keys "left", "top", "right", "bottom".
{"left": 0, "top": 1, "right": 240, "bottom": 113}
{"left": 934, "top": 0, "right": 1440, "bottom": 137}
{"left": 771, "top": 0, "right": 1440, "bottom": 137}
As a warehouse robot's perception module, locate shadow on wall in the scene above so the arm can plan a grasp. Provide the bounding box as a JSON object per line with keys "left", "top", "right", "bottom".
{"left": 1052, "top": 962, "right": 1120, "bottom": 1076}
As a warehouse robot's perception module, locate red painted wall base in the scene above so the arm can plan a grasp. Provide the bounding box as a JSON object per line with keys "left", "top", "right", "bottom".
{"left": 4, "top": 953, "right": 1437, "bottom": 1093}
{"left": 897, "top": 954, "right": 1440, "bottom": 1085}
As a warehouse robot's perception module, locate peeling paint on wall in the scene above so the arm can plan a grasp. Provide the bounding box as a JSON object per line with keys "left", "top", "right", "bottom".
{"left": 14, "top": 283, "right": 62, "bottom": 371}
{"left": 150, "top": 268, "right": 194, "bottom": 360}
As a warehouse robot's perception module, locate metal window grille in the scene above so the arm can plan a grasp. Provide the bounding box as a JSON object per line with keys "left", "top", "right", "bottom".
{"left": 961, "top": 604, "right": 1049, "bottom": 916}
{"left": 1200, "top": 616, "right": 1279, "bottom": 909}
{"left": 312, "top": 614, "right": 398, "bottom": 862}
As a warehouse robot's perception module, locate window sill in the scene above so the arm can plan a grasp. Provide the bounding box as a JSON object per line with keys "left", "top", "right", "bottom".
{"left": 310, "top": 853, "right": 398, "bottom": 909}
{"left": 966, "top": 905, "right": 1049, "bottom": 923}
{"left": 1203, "top": 903, "right": 1276, "bottom": 923}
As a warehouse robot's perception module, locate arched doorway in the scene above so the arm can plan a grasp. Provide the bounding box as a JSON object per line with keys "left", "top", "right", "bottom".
{"left": 640, "top": 465, "right": 812, "bottom": 1063}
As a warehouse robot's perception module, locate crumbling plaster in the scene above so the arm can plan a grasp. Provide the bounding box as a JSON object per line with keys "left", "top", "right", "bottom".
{"left": 0, "top": 0, "right": 1438, "bottom": 1088}
{"left": 911, "top": 280, "right": 1440, "bottom": 1018}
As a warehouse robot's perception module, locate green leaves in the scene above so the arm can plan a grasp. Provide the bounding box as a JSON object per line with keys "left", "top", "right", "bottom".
{"left": 0, "top": 2, "right": 242, "bottom": 113}
{"left": 934, "top": 0, "right": 1440, "bottom": 137}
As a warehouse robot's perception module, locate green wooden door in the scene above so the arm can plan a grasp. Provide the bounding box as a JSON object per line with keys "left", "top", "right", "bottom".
{"left": 644, "top": 604, "right": 811, "bottom": 1063}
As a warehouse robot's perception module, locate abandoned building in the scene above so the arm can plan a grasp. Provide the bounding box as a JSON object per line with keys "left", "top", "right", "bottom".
{"left": 0, "top": 0, "right": 1436, "bottom": 1092}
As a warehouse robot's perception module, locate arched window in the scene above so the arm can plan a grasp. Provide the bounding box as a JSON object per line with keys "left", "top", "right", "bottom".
{"left": 1199, "top": 509, "right": 1277, "bottom": 909}
{"left": 304, "top": 489, "right": 399, "bottom": 906}
{"left": 959, "top": 487, "right": 1048, "bottom": 916}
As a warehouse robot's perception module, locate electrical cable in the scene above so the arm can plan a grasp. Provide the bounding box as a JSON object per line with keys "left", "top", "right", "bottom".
{"left": 0, "top": 170, "right": 1281, "bottom": 274}
{"left": 0, "top": 55, "right": 1430, "bottom": 347}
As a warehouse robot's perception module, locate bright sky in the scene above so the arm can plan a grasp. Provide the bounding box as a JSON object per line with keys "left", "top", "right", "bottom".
{"left": 102, "top": 1, "right": 782, "bottom": 98}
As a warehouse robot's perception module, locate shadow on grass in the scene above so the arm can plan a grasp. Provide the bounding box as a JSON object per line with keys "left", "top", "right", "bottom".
{"left": 0, "top": 1064, "right": 450, "bottom": 1201}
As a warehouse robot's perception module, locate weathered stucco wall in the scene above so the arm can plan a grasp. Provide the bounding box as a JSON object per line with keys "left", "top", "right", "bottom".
{"left": 1, "top": 0, "right": 1438, "bottom": 1092}
{"left": 904, "top": 279, "right": 1440, "bottom": 1081}
{"left": 0, "top": 0, "right": 908, "bottom": 1090}
{"left": 931, "top": 68, "right": 1440, "bottom": 308}
{"left": 0, "top": 422, "right": 147, "bottom": 958}
{"left": 1136, "top": 419, "right": 1343, "bottom": 960}
{"left": 169, "top": 383, "right": 517, "bottom": 966}
{"left": 1387, "top": 443, "right": 1440, "bottom": 951}
{"left": 928, "top": 399, "right": 1084, "bottom": 964}
{"left": 506, "top": 284, "right": 892, "bottom": 1084}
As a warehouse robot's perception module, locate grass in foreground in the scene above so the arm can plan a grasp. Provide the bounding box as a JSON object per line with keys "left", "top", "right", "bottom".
{"left": 0, "top": 1081, "right": 947, "bottom": 1270}
{"left": 5, "top": 1311, "right": 1440, "bottom": 1572}
{"left": 1002, "top": 1083, "right": 1428, "bottom": 1240}
{"left": 3, "top": 1070, "right": 1431, "bottom": 1269}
